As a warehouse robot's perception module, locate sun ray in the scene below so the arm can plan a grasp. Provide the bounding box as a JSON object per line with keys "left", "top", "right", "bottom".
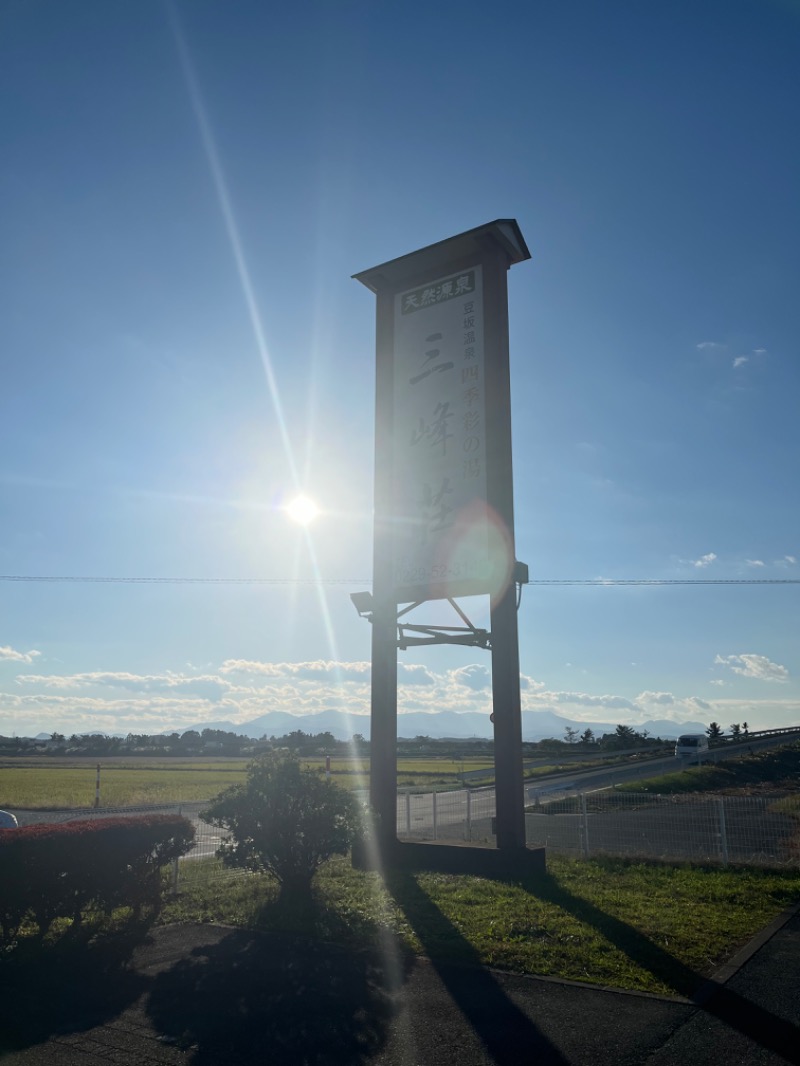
{"left": 169, "top": 6, "right": 300, "bottom": 490}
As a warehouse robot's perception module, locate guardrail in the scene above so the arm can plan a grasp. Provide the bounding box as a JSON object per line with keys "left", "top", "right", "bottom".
{"left": 715, "top": 726, "right": 800, "bottom": 744}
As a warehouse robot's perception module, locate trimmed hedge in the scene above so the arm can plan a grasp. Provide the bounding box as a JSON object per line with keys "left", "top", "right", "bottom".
{"left": 0, "top": 814, "right": 195, "bottom": 942}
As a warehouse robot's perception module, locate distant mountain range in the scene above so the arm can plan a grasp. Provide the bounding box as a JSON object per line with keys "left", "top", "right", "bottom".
{"left": 172, "top": 709, "right": 708, "bottom": 743}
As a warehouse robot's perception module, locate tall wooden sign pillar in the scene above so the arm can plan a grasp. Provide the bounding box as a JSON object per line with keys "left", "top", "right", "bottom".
{"left": 354, "top": 220, "right": 531, "bottom": 857}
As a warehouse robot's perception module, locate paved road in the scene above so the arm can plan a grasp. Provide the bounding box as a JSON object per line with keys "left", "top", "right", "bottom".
{"left": 2, "top": 908, "right": 799, "bottom": 1064}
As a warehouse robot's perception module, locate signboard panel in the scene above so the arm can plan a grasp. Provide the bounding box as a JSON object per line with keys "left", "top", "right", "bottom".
{"left": 354, "top": 219, "right": 531, "bottom": 852}
{"left": 392, "top": 266, "right": 491, "bottom": 601}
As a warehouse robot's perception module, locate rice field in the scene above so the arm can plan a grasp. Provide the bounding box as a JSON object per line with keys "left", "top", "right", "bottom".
{"left": 0, "top": 759, "right": 249, "bottom": 809}
{"left": 0, "top": 755, "right": 494, "bottom": 809}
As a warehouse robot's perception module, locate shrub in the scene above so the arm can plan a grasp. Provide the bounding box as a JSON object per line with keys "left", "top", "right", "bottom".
{"left": 0, "top": 814, "right": 194, "bottom": 941}
{"left": 201, "top": 752, "right": 364, "bottom": 901}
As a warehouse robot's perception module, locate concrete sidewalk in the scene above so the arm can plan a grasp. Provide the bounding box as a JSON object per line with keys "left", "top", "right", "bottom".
{"left": 0, "top": 909, "right": 798, "bottom": 1066}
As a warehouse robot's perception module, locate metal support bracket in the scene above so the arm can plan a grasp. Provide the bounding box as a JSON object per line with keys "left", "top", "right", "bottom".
{"left": 350, "top": 592, "right": 491, "bottom": 651}
{"left": 395, "top": 597, "right": 490, "bottom": 650}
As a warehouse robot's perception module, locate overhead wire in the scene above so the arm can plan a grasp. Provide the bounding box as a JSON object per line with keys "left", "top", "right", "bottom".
{"left": 0, "top": 575, "right": 798, "bottom": 587}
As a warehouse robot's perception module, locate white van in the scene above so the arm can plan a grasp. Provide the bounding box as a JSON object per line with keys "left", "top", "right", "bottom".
{"left": 675, "top": 734, "right": 709, "bottom": 758}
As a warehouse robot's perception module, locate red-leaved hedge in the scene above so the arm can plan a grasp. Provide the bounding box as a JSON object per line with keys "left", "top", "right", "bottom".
{"left": 0, "top": 814, "right": 195, "bottom": 942}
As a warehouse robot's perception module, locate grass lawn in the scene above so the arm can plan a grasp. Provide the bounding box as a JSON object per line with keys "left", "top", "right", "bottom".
{"left": 615, "top": 742, "right": 800, "bottom": 796}
{"left": 162, "top": 853, "right": 800, "bottom": 997}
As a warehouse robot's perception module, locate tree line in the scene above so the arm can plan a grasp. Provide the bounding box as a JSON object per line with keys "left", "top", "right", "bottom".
{"left": 2, "top": 721, "right": 746, "bottom": 760}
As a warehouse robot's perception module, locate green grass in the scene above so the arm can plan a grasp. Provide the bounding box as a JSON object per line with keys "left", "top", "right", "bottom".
{"left": 161, "top": 853, "right": 800, "bottom": 996}
{"left": 616, "top": 743, "right": 800, "bottom": 796}
{"left": 6, "top": 743, "right": 797, "bottom": 810}
{"left": 0, "top": 756, "right": 500, "bottom": 808}
{"left": 0, "top": 763, "right": 250, "bottom": 809}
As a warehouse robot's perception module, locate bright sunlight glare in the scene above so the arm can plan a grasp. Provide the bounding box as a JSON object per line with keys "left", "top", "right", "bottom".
{"left": 285, "top": 495, "right": 321, "bottom": 525}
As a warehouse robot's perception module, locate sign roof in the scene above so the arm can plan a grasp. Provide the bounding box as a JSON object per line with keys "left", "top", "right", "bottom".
{"left": 353, "top": 219, "right": 531, "bottom": 294}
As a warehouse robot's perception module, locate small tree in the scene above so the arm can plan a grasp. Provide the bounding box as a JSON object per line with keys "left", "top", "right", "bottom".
{"left": 742, "top": 721, "right": 750, "bottom": 738}
{"left": 564, "top": 726, "right": 579, "bottom": 744}
{"left": 580, "top": 728, "right": 595, "bottom": 745}
{"left": 706, "top": 722, "right": 724, "bottom": 741}
{"left": 612, "top": 724, "right": 637, "bottom": 748}
{"left": 730, "top": 723, "right": 742, "bottom": 740}
{"left": 201, "top": 752, "right": 363, "bottom": 902}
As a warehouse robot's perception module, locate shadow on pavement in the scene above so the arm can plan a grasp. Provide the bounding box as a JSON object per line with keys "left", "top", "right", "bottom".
{"left": 0, "top": 919, "right": 152, "bottom": 1052}
{"left": 145, "top": 907, "right": 410, "bottom": 1066}
{"left": 527, "top": 871, "right": 800, "bottom": 1066}
{"left": 386, "top": 870, "right": 571, "bottom": 1066}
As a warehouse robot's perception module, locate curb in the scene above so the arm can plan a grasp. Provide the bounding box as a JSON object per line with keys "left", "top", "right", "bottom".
{"left": 692, "top": 901, "right": 800, "bottom": 1005}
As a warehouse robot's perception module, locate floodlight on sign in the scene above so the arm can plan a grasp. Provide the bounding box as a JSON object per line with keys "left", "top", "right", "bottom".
{"left": 350, "top": 591, "right": 374, "bottom": 618}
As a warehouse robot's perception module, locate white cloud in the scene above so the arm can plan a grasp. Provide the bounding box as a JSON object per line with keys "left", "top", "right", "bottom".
{"left": 745, "top": 559, "right": 765, "bottom": 567}
{"left": 16, "top": 671, "right": 231, "bottom": 702}
{"left": 219, "top": 659, "right": 372, "bottom": 683}
{"left": 778, "top": 555, "right": 797, "bottom": 567}
{"left": 698, "top": 698, "right": 799, "bottom": 728}
{"left": 753, "top": 348, "right": 767, "bottom": 356}
{"left": 696, "top": 341, "right": 725, "bottom": 351}
{"left": 692, "top": 553, "right": 717, "bottom": 568}
{"left": 520, "top": 688, "right": 715, "bottom": 726}
{"left": 398, "top": 664, "right": 437, "bottom": 686}
{"left": 533, "top": 691, "right": 639, "bottom": 711}
{"left": 685, "top": 696, "right": 713, "bottom": 712}
{"left": 452, "top": 664, "right": 491, "bottom": 690}
{"left": 733, "top": 356, "right": 748, "bottom": 368}
{"left": 635, "top": 691, "right": 675, "bottom": 705}
{"left": 1, "top": 656, "right": 794, "bottom": 738}
{"left": 0, "top": 645, "right": 41, "bottom": 664}
{"left": 714, "top": 654, "right": 790, "bottom": 683}
{"left": 636, "top": 691, "right": 711, "bottom": 712}
{"left": 0, "top": 692, "right": 223, "bottom": 735}
{"left": 520, "top": 674, "right": 546, "bottom": 692}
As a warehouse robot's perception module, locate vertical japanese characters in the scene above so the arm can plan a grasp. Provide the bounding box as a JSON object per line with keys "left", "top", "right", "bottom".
{"left": 393, "top": 268, "right": 488, "bottom": 597}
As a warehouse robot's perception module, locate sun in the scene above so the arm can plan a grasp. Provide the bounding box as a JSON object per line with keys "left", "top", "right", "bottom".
{"left": 285, "top": 494, "right": 320, "bottom": 526}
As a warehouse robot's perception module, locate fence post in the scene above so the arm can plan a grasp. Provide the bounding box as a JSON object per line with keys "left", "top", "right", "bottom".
{"left": 405, "top": 792, "right": 411, "bottom": 836}
{"left": 717, "top": 797, "right": 729, "bottom": 866}
{"left": 171, "top": 804, "right": 182, "bottom": 896}
{"left": 466, "top": 789, "right": 472, "bottom": 841}
{"left": 432, "top": 791, "right": 438, "bottom": 840}
{"left": 580, "top": 793, "right": 590, "bottom": 858}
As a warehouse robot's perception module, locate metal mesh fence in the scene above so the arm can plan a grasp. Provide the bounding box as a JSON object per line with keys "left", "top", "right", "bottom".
{"left": 392, "top": 788, "right": 800, "bottom": 868}
{"left": 524, "top": 790, "right": 800, "bottom": 867}
{"left": 11, "top": 788, "right": 800, "bottom": 890}
{"left": 395, "top": 788, "right": 496, "bottom": 843}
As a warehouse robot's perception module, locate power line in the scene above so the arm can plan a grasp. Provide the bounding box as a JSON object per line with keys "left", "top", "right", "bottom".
{"left": 0, "top": 575, "right": 798, "bottom": 586}
{"left": 526, "top": 579, "right": 800, "bottom": 586}
{"left": 0, "top": 575, "right": 366, "bottom": 585}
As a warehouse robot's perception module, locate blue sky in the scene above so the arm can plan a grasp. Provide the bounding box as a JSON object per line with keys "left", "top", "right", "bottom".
{"left": 1, "top": 0, "right": 798, "bottom": 738}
